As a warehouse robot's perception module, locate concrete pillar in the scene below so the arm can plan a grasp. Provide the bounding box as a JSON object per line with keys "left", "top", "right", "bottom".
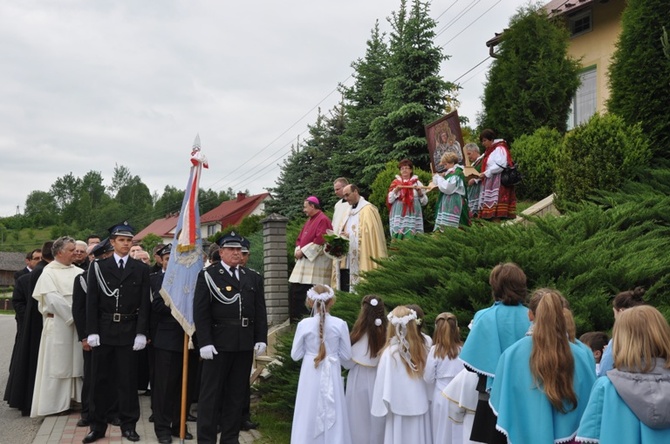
{"left": 262, "top": 213, "right": 289, "bottom": 326}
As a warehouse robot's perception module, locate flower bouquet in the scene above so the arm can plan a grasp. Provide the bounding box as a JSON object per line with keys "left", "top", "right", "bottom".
{"left": 323, "top": 230, "right": 349, "bottom": 260}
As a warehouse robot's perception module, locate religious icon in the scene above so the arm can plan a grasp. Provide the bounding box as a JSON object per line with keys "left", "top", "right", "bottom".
{"left": 425, "top": 110, "right": 466, "bottom": 173}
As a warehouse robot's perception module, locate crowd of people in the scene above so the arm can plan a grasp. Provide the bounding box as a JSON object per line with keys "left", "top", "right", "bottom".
{"left": 387, "top": 128, "right": 517, "bottom": 237}
{"left": 289, "top": 264, "right": 670, "bottom": 444}
{"left": 4, "top": 225, "right": 268, "bottom": 444}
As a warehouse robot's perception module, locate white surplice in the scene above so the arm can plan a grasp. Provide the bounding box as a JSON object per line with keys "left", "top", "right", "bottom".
{"left": 291, "top": 314, "right": 352, "bottom": 443}
{"left": 342, "top": 334, "right": 385, "bottom": 444}
{"left": 30, "top": 261, "right": 84, "bottom": 417}
{"left": 371, "top": 340, "right": 433, "bottom": 444}
{"left": 424, "top": 346, "right": 465, "bottom": 444}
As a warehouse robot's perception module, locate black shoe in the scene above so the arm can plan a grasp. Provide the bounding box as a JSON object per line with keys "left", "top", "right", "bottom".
{"left": 158, "top": 437, "right": 172, "bottom": 444}
{"left": 121, "top": 429, "right": 140, "bottom": 442}
{"left": 82, "top": 430, "right": 105, "bottom": 443}
{"left": 76, "top": 418, "right": 90, "bottom": 427}
{"left": 187, "top": 413, "right": 197, "bottom": 421}
{"left": 240, "top": 420, "right": 258, "bottom": 431}
{"left": 172, "top": 430, "right": 193, "bottom": 440}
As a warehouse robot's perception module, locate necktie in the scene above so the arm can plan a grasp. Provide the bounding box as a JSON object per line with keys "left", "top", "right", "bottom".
{"left": 229, "top": 267, "right": 237, "bottom": 280}
{"left": 119, "top": 259, "right": 124, "bottom": 270}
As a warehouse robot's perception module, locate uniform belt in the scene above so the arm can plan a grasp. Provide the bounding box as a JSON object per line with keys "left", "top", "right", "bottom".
{"left": 213, "top": 317, "right": 251, "bottom": 327}
{"left": 101, "top": 312, "right": 138, "bottom": 322}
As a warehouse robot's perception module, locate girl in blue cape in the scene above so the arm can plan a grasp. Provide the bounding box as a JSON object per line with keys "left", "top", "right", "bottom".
{"left": 490, "top": 288, "right": 596, "bottom": 443}
{"left": 459, "top": 262, "right": 530, "bottom": 444}
{"left": 577, "top": 305, "right": 670, "bottom": 444}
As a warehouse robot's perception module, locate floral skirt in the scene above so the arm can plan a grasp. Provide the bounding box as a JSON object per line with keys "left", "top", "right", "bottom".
{"left": 389, "top": 200, "right": 424, "bottom": 239}
{"left": 434, "top": 192, "right": 469, "bottom": 230}
{"left": 479, "top": 174, "right": 516, "bottom": 220}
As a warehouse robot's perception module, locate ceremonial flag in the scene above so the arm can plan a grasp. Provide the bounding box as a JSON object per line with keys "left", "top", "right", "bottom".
{"left": 160, "top": 134, "right": 208, "bottom": 337}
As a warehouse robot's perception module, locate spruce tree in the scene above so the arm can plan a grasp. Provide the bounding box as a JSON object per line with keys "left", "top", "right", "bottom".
{"left": 607, "top": 0, "right": 670, "bottom": 157}
{"left": 362, "top": 0, "right": 455, "bottom": 188}
{"left": 479, "top": 5, "right": 581, "bottom": 143}
{"left": 333, "top": 21, "right": 390, "bottom": 190}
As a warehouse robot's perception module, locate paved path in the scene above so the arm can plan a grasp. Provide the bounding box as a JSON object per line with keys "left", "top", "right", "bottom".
{"left": 0, "top": 314, "right": 260, "bottom": 444}
{"left": 31, "top": 395, "right": 262, "bottom": 444}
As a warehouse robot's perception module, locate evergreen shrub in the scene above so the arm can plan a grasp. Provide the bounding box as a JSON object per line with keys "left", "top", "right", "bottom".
{"left": 263, "top": 167, "right": 670, "bottom": 424}
{"left": 555, "top": 113, "right": 651, "bottom": 207}
{"left": 512, "top": 127, "right": 563, "bottom": 200}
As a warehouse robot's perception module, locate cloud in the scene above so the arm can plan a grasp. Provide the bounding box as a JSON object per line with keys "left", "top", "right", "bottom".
{"left": 0, "top": 0, "right": 527, "bottom": 217}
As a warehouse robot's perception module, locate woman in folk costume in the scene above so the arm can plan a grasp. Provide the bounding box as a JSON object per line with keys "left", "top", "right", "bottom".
{"left": 459, "top": 262, "right": 530, "bottom": 444}
{"left": 478, "top": 128, "right": 517, "bottom": 221}
{"left": 291, "top": 284, "right": 352, "bottom": 443}
{"left": 342, "top": 295, "right": 388, "bottom": 444}
{"left": 424, "top": 312, "right": 465, "bottom": 444}
{"left": 490, "top": 289, "right": 596, "bottom": 444}
{"left": 577, "top": 305, "right": 670, "bottom": 444}
{"left": 387, "top": 159, "right": 428, "bottom": 239}
{"left": 433, "top": 152, "right": 469, "bottom": 231}
{"left": 464, "top": 143, "right": 484, "bottom": 217}
{"left": 371, "top": 306, "right": 432, "bottom": 444}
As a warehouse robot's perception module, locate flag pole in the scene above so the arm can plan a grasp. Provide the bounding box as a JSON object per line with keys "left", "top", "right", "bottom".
{"left": 178, "top": 332, "right": 189, "bottom": 443}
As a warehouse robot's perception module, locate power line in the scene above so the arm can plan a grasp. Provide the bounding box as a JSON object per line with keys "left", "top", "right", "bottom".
{"left": 441, "top": 0, "right": 503, "bottom": 48}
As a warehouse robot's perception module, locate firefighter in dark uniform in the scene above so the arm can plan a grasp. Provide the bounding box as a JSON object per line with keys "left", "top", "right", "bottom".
{"left": 238, "top": 236, "right": 261, "bottom": 432}
{"left": 71, "top": 238, "right": 114, "bottom": 428}
{"left": 194, "top": 232, "right": 268, "bottom": 444}
{"left": 150, "top": 244, "right": 195, "bottom": 443}
{"left": 84, "top": 222, "right": 151, "bottom": 443}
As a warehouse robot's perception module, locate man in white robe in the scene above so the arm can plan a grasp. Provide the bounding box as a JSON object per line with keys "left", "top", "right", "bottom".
{"left": 336, "top": 184, "right": 388, "bottom": 292}
{"left": 330, "top": 178, "right": 350, "bottom": 290}
{"left": 30, "top": 236, "right": 84, "bottom": 417}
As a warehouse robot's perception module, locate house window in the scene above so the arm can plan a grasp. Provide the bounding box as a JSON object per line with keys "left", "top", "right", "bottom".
{"left": 206, "top": 224, "right": 217, "bottom": 236}
{"left": 568, "top": 67, "right": 597, "bottom": 129}
{"left": 569, "top": 9, "right": 592, "bottom": 37}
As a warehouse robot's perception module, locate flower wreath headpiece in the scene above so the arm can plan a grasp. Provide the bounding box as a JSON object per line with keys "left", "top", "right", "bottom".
{"left": 387, "top": 309, "right": 417, "bottom": 326}
{"left": 307, "top": 285, "right": 335, "bottom": 302}
{"left": 387, "top": 309, "right": 419, "bottom": 371}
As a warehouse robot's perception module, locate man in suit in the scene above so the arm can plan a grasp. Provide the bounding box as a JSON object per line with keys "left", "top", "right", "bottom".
{"left": 71, "top": 239, "right": 114, "bottom": 428}
{"left": 14, "top": 249, "right": 42, "bottom": 282}
{"left": 194, "top": 232, "right": 268, "bottom": 444}
{"left": 84, "top": 222, "right": 151, "bottom": 443}
{"left": 150, "top": 244, "right": 194, "bottom": 443}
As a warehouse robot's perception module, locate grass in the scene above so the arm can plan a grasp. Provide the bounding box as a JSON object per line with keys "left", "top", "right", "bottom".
{"left": 251, "top": 404, "right": 291, "bottom": 443}
{"left": 0, "top": 226, "right": 52, "bottom": 252}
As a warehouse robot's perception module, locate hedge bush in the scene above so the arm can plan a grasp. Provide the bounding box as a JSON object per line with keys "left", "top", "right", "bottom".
{"left": 555, "top": 113, "right": 652, "bottom": 207}
{"left": 511, "top": 127, "right": 563, "bottom": 200}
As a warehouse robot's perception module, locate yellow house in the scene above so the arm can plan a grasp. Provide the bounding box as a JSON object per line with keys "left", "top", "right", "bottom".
{"left": 548, "top": 0, "right": 626, "bottom": 128}
{"left": 487, "top": 0, "right": 626, "bottom": 128}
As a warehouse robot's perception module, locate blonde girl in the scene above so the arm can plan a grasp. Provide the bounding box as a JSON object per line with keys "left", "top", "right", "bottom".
{"left": 424, "top": 313, "right": 464, "bottom": 444}
{"left": 343, "top": 295, "right": 387, "bottom": 444}
{"left": 290, "top": 285, "right": 352, "bottom": 443}
{"left": 371, "top": 306, "right": 432, "bottom": 444}
{"left": 490, "top": 289, "right": 596, "bottom": 443}
{"left": 577, "top": 305, "right": 670, "bottom": 443}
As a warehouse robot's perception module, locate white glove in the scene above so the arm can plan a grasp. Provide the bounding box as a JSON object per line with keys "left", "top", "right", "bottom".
{"left": 87, "top": 334, "right": 101, "bottom": 348}
{"left": 200, "top": 344, "right": 218, "bottom": 360}
{"left": 132, "top": 334, "right": 147, "bottom": 351}
{"left": 254, "top": 342, "right": 267, "bottom": 356}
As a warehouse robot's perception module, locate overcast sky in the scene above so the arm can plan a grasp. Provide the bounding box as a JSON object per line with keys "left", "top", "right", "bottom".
{"left": 0, "top": 0, "right": 533, "bottom": 218}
